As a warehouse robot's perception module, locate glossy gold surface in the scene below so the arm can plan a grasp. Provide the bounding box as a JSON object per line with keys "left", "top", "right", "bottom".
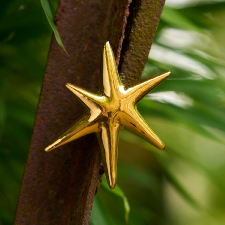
{"left": 45, "top": 42, "right": 170, "bottom": 189}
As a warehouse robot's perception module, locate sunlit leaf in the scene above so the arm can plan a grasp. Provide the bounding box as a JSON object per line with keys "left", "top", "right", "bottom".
{"left": 161, "top": 6, "right": 202, "bottom": 32}
{"left": 101, "top": 176, "right": 130, "bottom": 224}
{"left": 168, "top": 149, "right": 225, "bottom": 193}
{"left": 156, "top": 155, "right": 201, "bottom": 210}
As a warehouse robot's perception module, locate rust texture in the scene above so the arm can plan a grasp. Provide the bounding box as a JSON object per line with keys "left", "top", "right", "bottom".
{"left": 119, "top": 0, "right": 166, "bottom": 85}
{"left": 14, "top": 0, "right": 165, "bottom": 224}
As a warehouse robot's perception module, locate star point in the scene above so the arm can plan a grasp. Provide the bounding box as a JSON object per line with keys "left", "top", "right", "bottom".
{"left": 45, "top": 42, "right": 170, "bottom": 189}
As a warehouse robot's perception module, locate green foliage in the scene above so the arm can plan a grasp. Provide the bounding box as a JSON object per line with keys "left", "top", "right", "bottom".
{"left": 0, "top": 0, "right": 53, "bottom": 224}
{"left": 41, "top": 0, "right": 66, "bottom": 52}
{"left": 1, "top": 0, "right": 225, "bottom": 224}
{"left": 99, "top": 175, "right": 130, "bottom": 224}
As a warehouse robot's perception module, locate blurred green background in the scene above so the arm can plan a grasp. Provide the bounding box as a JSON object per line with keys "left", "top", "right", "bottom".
{"left": 1, "top": 0, "right": 225, "bottom": 224}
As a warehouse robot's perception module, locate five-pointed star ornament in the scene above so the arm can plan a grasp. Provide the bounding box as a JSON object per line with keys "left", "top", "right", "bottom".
{"left": 45, "top": 41, "right": 170, "bottom": 189}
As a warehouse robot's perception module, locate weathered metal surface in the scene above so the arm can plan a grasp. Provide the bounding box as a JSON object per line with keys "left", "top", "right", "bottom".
{"left": 14, "top": 0, "right": 165, "bottom": 224}
{"left": 119, "top": 0, "right": 166, "bottom": 85}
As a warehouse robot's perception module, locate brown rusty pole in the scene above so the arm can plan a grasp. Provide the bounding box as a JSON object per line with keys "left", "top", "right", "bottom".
{"left": 14, "top": 0, "right": 165, "bottom": 224}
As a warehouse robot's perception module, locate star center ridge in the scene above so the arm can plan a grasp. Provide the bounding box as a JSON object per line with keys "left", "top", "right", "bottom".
{"left": 45, "top": 41, "right": 170, "bottom": 189}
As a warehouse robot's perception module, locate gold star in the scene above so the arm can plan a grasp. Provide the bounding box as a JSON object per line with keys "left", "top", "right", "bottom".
{"left": 45, "top": 42, "right": 170, "bottom": 189}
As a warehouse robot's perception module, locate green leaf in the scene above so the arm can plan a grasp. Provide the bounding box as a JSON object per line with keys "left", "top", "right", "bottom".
{"left": 101, "top": 176, "right": 130, "bottom": 224}
{"left": 168, "top": 149, "right": 225, "bottom": 193}
{"left": 90, "top": 196, "right": 109, "bottom": 225}
{"left": 0, "top": 98, "right": 5, "bottom": 140}
{"left": 40, "top": 0, "right": 67, "bottom": 52}
{"left": 161, "top": 6, "right": 202, "bottom": 33}
{"left": 156, "top": 155, "right": 201, "bottom": 210}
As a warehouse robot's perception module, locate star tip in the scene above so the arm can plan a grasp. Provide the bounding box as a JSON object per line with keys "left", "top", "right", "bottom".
{"left": 45, "top": 146, "right": 51, "bottom": 152}
{"left": 164, "top": 71, "right": 171, "bottom": 77}
{"left": 106, "top": 175, "right": 116, "bottom": 189}
{"left": 65, "top": 83, "right": 73, "bottom": 90}
{"left": 105, "top": 41, "right": 110, "bottom": 46}
{"left": 159, "top": 144, "right": 165, "bottom": 150}
{"left": 103, "top": 41, "right": 109, "bottom": 49}
{"left": 105, "top": 41, "right": 112, "bottom": 51}
{"left": 109, "top": 183, "right": 116, "bottom": 189}
{"left": 155, "top": 141, "right": 165, "bottom": 150}
{"left": 65, "top": 83, "right": 71, "bottom": 87}
{"left": 46, "top": 141, "right": 60, "bottom": 152}
{"left": 45, "top": 144, "right": 58, "bottom": 152}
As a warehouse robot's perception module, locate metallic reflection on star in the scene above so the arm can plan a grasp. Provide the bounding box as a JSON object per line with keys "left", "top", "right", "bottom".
{"left": 45, "top": 41, "right": 170, "bottom": 189}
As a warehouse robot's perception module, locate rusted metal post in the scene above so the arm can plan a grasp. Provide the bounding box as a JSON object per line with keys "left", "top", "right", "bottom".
{"left": 14, "top": 0, "right": 165, "bottom": 224}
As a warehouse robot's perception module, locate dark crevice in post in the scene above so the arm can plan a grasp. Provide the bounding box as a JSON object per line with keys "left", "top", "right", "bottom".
{"left": 118, "top": 0, "right": 166, "bottom": 85}
{"left": 118, "top": 0, "right": 142, "bottom": 73}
